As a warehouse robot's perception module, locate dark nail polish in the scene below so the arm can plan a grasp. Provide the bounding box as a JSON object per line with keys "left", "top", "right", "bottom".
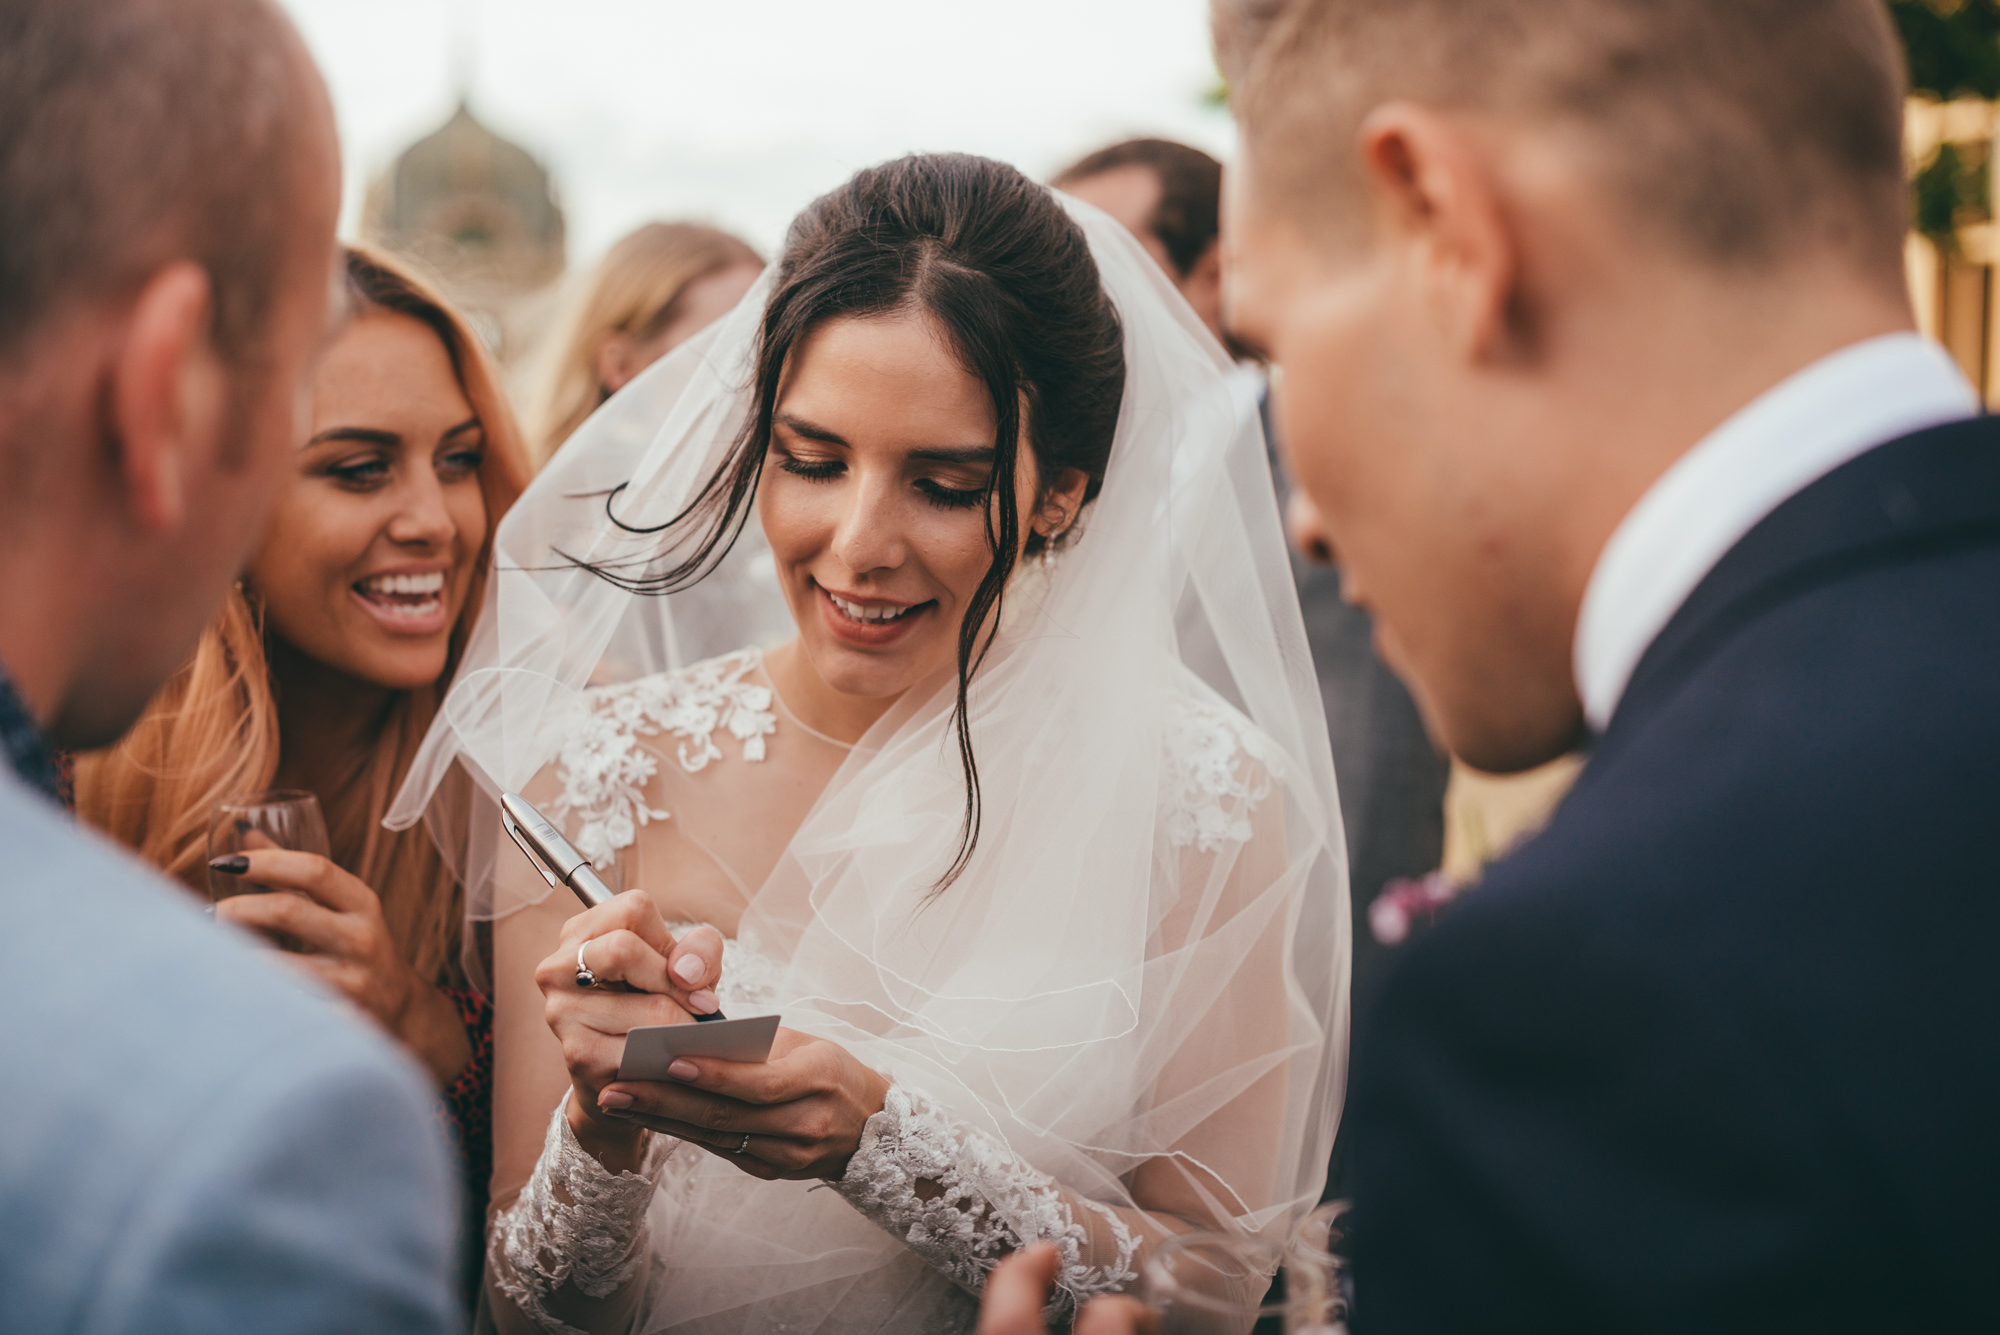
{"left": 209, "top": 854, "right": 250, "bottom": 875}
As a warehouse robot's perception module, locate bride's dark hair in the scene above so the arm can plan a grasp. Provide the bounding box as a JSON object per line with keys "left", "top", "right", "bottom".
{"left": 581, "top": 152, "right": 1126, "bottom": 887}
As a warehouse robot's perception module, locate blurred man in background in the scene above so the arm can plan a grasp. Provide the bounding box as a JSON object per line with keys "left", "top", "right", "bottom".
{"left": 0, "top": 1, "right": 459, "bottom": 1329}
{"left": 1057, "top": 139, "right": 1449, "bottom": 1077}
{"left": 1055, "top": 138, "right": 1230, "bottom": 340}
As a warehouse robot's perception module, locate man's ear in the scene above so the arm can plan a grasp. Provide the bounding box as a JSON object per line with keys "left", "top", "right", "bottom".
{"left": 110, "top": 261, "right": 226, "bottom": 534}
{"left": 1355, "top": 103, "right": 1526, "bottom": 364}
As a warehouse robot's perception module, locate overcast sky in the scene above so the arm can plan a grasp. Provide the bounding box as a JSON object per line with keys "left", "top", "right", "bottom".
{"left": 278, "top": 0, "right": 1237, "bottom": 267}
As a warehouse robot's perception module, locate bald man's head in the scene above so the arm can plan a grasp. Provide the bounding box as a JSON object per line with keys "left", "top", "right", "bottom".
{"left": 0, "top": 0, "right": 330, "bottom": 366}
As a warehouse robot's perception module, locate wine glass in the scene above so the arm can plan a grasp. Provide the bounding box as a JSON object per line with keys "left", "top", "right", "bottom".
{"left": 1141, "top": 1231, "right": 1287, "bottom": 1335}
{"left": 207, "top": 789, "right": 330, "bottom": 900}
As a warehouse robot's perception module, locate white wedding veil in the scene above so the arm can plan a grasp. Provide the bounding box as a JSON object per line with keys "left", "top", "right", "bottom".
{"left": 388, "top": 166, "right": 1348, "bottom": 1325}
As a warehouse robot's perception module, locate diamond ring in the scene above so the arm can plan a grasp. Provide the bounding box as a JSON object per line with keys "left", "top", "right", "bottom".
{"left": 575, "top": 939, "right": 599, "bottom": 989}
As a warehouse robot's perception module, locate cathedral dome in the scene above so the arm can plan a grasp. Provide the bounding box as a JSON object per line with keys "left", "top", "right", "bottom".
{"left": 365, "top": 100, "right": 565, "bottom": 290}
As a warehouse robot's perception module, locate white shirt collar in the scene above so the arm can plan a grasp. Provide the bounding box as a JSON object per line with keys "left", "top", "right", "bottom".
{"left": 1573, "top": 333, "right": 1979, "bottom": 733}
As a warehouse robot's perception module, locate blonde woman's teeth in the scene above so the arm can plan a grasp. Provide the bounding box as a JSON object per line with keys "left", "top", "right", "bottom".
{"left": 357, "top": 571, "right": 446, "bottom": 618}
{"left": 359, "top": 572, "right": 445, "bottom": 596}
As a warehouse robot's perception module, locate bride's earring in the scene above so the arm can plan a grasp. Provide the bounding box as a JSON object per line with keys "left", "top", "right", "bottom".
{"left": 1039, "top": 521, "right": 1069, "bottom": 569}
{"left": 1036, "top": 500, "right": 1074, "bottom": 569}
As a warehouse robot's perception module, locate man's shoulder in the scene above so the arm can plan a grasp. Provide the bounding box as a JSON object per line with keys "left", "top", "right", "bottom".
{"left": 1385, "top": 533, "right": 2000, "bottom": 1080}
{"left": 1356, "top": 524, "right": 2000, "bottom": 1328}
{"left": 0, "top": 774, "right": 405, "bottom": 1078}
{"left": 1504, "top": 437, "right": 2000, "bottom": 921}
{"left": 0, "top": 776, "right": 455, "bottom": 1332}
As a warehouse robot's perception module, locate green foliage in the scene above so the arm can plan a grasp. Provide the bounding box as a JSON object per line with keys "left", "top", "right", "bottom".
{"left": 1893, "top": 0, "right": 2000, "bottom": 101}
{"left": 1895, "top": 2, "right": 2000, "bottom": 245}
{"left": 1914, "top": 140, "right": 1992, "bottom": 249}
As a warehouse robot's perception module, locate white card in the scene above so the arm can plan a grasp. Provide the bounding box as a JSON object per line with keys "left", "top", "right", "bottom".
{"left": 617, "top": 1014, "right": 781, "bottom": 1081}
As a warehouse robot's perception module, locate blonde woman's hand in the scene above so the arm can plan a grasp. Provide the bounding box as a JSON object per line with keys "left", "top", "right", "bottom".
{"left": 593, "top": 1026, "right": 891, "bottom": 1181}
{"left": 211, "top": 847, "right": 471, "bottom": 1087}
{"left": 533, "top": 890, "right": 726, "bottom": 1170}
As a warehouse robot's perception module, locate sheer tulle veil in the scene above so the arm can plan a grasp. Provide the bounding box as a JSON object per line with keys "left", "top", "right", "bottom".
{"left": 388, "top": 182, "right": 1349, "bottom": 1313}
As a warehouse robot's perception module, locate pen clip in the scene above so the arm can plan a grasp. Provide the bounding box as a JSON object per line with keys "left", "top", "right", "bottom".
{"left": 501, "top": 804, "right": 561, "bottom": 891}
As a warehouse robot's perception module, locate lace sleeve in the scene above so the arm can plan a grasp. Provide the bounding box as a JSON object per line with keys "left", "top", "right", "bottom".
{"left": 832, "top": 1084, "right": 1139, "bottom": 1321}
{"left": 489, "top": 1095, "right": 678, "bottom": 1335}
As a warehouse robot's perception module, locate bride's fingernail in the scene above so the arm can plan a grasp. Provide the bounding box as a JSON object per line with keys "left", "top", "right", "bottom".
{"left": 688, "top": 989, "right": 720, "bottom": 1013}
{"left": 598, "top": 1090, "right": 634, "bottom": 1111}
{"left": 208, "top": 854, "right": 250, "bottom": 875}
{"left": 667, "top": 1059, "right": 700, "bottom": 1081}
{"left": 674, "top": 955, "right": 706, "bottom": 984}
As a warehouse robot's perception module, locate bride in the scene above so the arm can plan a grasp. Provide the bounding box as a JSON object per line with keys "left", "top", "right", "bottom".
{"left": 388, "top": 153, "right": 1348, "bottom": 1334}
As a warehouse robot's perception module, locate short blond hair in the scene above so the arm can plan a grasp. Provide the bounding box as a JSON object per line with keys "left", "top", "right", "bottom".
{"left": 1218, "top": 0, "right": 1909, "bottom": 277}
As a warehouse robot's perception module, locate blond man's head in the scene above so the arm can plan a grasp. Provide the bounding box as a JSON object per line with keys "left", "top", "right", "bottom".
{"left": 1217, "top": 0, "right": 1916, "bottom": 772}
{"left": 1218, "top": 0, "right": 1907, "bottom": 276}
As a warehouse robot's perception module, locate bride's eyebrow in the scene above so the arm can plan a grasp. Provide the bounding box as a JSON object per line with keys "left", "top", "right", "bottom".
{"left": 775, "top": 414, "right": 992, "bottom": 465}
{"left": 774, "top": 412, "right": 847, "bottom": 445}
{"left": 908, "top": 446, "right": 995, "bottom": 465}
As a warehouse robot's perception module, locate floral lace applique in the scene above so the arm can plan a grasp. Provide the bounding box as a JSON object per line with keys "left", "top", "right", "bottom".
{"left": 489, "top": 1093, "right": 678, "bottom": 1335}
{"left": 550, "top": 649, "right": 777, "bottom": 868}
{"left": 1161, "top": 692, "right": 1275, "bottom": 853}
{"left": 835, "top": 1084, "right": 1138, "bottom": 1320}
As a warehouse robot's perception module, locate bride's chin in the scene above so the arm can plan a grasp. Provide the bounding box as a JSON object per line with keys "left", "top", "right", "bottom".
{"left": 807, "top": 648, "right": 919, "bottom": 699}
{"left": 798, "top": 633, "right": 950, "bottom": 698}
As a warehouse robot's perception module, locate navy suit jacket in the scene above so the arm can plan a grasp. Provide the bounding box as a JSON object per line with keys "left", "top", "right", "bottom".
{"left": 1348, "top": 418, "right": 2000, "bottom": 1332}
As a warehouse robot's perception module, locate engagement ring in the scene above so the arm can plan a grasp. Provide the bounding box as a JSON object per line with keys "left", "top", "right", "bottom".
{"left": 575, "top": 939, "right": 599, "bottom": 989}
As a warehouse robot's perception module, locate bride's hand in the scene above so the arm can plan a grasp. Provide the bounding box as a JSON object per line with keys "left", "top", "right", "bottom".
{"left": 535, "top": 891, "right": 726, "bottom": 1161}
{"left": 594, "top": 1028, "right": 891, "bottom": 1181}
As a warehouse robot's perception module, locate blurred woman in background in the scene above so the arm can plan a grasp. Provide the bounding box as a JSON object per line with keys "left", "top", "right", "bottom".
{"left": 74, "top": 244, "right": 531, "bottom": 1296}
{"left": 533, "top": 221, "right": 763, "bottom": 463}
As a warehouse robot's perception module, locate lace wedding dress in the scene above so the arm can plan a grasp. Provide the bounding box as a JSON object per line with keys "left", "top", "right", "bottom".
{"left": 484, "top": 647, "right": 1296, "bottom": 1333}
{"left": 389, "top": 191, "right": 1349, "bottom": 1335}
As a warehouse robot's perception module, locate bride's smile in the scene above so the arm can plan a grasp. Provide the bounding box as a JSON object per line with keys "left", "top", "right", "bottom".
{"left": 757, "top": 306, "right": 1080, "bottom": 720}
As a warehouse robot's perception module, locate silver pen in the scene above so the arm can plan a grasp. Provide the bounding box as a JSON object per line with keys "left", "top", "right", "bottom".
{"left": 500, "top": 791, "right": 616, "bottom": 907}
{"left": 499, "top": 791, "right": 725, "bottom": 1020}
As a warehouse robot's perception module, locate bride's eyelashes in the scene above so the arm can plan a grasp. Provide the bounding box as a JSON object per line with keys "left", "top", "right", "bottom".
{"left": 771, "top": 449, "right": 990, "bottom": 511}
{"left": 775, "top": 454, "right": 843, "bottom": 483}
{"left": 914, "top": 478, "right": 987, "bottom": 511}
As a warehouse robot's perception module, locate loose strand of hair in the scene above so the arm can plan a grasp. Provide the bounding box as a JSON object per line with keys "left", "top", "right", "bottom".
{"left": 931, "top": 391, "right": 1023, "bottom": 896}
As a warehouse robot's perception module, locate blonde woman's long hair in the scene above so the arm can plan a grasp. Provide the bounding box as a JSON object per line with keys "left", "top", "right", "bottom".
{"left": 73, "top": 245, "right": 531, "bottom": 989}
{"left": 533, "top": 221, "right": 761, "bottom": 463}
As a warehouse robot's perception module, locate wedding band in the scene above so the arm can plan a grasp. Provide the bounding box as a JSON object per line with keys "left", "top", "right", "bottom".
{"left": 575, "top": 939, "right": 599, "bottom": 989}
{"left": 732, "top": 1133, "right": 751, "bottom": 1154}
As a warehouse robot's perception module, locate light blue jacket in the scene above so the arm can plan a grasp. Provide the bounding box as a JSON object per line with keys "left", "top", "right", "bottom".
{"left": 0, "top": 769, "right": 462, "bottom": 1334}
